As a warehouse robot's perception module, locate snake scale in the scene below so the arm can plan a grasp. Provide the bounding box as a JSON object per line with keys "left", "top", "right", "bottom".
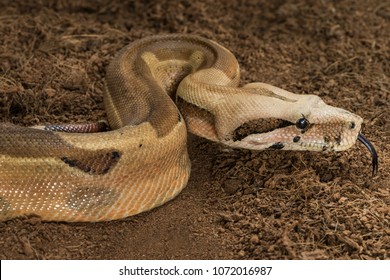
{"left": 0, "top": 34, "right": 378, "bottom": 222}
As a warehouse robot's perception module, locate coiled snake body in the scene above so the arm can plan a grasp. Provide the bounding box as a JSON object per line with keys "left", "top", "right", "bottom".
{"left": 0, "top": 34, "right": 378, "bottom": 222}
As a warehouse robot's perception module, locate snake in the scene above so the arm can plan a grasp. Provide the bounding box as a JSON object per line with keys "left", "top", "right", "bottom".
{"left": 0, "top": 34, "right": 378, "bottom": 222}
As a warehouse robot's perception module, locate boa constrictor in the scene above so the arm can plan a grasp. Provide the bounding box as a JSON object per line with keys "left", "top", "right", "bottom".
{"left": 0, "top": 34, "right": 378, "bottom": 222}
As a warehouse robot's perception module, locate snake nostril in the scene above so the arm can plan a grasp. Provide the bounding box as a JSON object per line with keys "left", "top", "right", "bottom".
{"left": 350, "top": 122, "right": 356, "bottom": 129}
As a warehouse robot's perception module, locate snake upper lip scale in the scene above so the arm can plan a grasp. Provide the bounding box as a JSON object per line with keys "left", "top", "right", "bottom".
{"left": 357, "top": 133, "right": 378, "bottom": 176}
{"left": 0, "top": 34, "right": 379, "bottom": 222}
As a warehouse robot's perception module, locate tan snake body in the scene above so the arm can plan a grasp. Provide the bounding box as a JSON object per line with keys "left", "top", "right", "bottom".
{"left": 0, "top": 34, "right": 377, "bottom": 222}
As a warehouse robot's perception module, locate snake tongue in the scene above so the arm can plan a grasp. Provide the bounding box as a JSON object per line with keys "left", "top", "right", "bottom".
{"left": 357, "top": 133, "right": 378, "bottom": 176}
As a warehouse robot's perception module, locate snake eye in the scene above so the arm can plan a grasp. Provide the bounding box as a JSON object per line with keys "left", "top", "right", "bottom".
{"left": 296, "top": 116, "right": 310, "bottom": 130}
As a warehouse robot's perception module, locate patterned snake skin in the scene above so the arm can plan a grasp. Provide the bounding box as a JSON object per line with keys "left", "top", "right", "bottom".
{"left": 0, "top": 34, "right": 378, "bottom": 222}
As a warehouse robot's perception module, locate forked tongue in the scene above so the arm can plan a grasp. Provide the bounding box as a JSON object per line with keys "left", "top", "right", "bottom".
{"left": 357, "top": 134, "right": 378, "bottom": 176}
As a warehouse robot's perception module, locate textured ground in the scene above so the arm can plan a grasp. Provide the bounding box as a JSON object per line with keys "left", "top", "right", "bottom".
{"left": 0, "top": 0, "right": 389, "bottom": 259}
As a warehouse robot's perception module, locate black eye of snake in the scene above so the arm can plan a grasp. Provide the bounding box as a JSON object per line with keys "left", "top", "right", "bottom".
{"left": 296, "top": 116, "right": 310, "bottom": 130}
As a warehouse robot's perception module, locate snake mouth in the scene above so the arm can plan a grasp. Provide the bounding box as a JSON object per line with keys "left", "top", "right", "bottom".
{"left": 357, "top": 133, "right": 378, "bottom": 176}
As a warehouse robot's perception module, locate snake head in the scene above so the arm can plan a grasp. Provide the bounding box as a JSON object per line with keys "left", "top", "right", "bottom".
{"left": 221, "top": 83, "right": 378, "bottom": 175}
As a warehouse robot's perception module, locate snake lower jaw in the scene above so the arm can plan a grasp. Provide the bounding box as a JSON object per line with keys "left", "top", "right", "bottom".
{"left": 222, "top": 131, "right": 378, "bottom": 176}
